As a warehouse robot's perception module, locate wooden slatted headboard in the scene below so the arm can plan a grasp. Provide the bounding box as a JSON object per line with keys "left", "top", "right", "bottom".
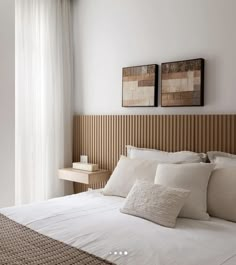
{"left": 73, "top": 115, "right": 236, "bottom": 191}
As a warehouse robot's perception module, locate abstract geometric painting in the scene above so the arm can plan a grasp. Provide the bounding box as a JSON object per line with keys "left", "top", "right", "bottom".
{"left": 122, "top": 64, "right": 158, "bottom": 107}
{"left": 161, "top": 58, "right": 204, "bottom": 107}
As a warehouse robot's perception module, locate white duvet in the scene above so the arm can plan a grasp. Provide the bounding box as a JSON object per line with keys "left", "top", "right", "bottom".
{"left": 1, "top": 190, "right": 236, "bottom": 265}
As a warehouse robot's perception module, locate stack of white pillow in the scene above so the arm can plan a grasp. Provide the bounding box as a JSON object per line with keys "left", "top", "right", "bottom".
{"left": 103, "top": 146, "right": 236, "bottom": 228}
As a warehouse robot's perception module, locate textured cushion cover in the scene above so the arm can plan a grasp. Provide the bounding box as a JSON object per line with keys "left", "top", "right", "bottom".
{"left": 103, "top": 156, "right": 159, "bottom": 197}
{"left": 155, "top": 163, "right": 214, "bottom": 220}
{"left": 207, "top": 151, "right": 236, "bottom": 163}
{"left": 126, "top": 145, "right": 206, "bottom": 163}
{"left": 120, "top": 181, "right": 190, "bottom": 228}
{"left": 208, "top": 166, "right": 236, "bottom": 222}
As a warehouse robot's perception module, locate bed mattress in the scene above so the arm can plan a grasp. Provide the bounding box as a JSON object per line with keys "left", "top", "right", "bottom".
{"left": 1, "top": 190, "right": 236, "bottom": 265}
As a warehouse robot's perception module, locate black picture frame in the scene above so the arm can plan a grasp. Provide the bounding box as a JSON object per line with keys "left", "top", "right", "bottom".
{"left": 122, "top": 64, "right": 158, "bottom": 107}
{"left": 161, "top": 58, "right": 204, "bottom": 107}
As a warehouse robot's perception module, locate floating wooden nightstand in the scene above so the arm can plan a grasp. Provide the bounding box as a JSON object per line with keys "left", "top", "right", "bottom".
{"left": 58, "top": 168, "right": 111, "bottom": 193}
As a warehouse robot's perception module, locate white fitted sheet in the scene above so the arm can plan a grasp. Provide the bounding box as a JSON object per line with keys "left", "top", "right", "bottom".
{"left": 1, "top": 190, "right": 236, "bottom": 265}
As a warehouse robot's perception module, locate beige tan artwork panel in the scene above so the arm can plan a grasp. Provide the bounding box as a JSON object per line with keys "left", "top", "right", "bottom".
{"left": 122, "top": 65, "right": 158, "bottom": 107}
{"left": 161, "top": 59, "right": 204, "bottom": 107}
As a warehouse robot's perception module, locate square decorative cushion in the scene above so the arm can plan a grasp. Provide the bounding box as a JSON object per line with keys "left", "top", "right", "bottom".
{"left": 207, "top": 151, "right": 236, "bottom": 163}
{"left": 155, "top": 163, "right": 214, "bottom": 220}
{"left": 103, "top": 156, "right": 159, "bottom": 197}
{"left": 120, "top": 180, "right": 190, "bottom": 228}
{"left": 126, "top": 145, "right": 206, "bottom": 163}
{"left": 208, "top": 162, "right": 236, "bottom": 222}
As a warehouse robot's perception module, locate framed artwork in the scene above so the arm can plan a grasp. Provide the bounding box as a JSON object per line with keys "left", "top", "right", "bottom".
{"left": 122, "top": 64, "right": 158, "bottom": 107}
{"left": 161, "top": 58, "right": 204, "bottom": 107}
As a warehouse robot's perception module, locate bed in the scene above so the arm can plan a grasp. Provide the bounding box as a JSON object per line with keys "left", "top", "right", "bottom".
{"left": 2, "top": 114, "right": 236, "bottom": 265}
{"left": 1, "top": 189, "right": 236, "bottom": 265}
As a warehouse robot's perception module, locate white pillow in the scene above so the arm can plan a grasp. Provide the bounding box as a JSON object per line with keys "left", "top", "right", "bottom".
{"left": 214, "top": 156, "right": 236, "bottom": 167}
{"left": 155, "top": 163, "right": 215, "bottom": 220}
{"left": 103, "top": 156, "right": 159, "bottom": 197}
{"left": 207, "top": 151, "right": 236, "bottom": 163}
{"left": 120, "top": 180, "right": 190, "bottom": 228}
{"left": 208, "top": 167, "right": 236, "bottom": 222}
{"left": 126, "top": 145, "right": 206, "bottom": 163}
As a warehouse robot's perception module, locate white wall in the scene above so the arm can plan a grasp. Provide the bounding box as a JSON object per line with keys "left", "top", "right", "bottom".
{"left": 0, "top": 0, "right": 15, "bottom": 207}
{"left": 73, "top": 0, "right": 236, "bottom": 115}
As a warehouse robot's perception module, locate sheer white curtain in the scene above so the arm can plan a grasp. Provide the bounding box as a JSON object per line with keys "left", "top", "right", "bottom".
{"left": 15, "top": 0, "right": 73, "bottom": 205}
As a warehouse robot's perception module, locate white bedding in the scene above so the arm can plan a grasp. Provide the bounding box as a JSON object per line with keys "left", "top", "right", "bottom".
{"left": 1, "top": 190, "right": 236, "bottom": 265}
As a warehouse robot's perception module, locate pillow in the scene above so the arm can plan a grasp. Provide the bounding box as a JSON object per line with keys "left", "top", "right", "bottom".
{"left": 120, "top": 180, "right": 190, "bottom": 228}
{"left": 208, "top": 167, "right": 236, "bottom": 222}
{"left": 126, "top": 145, "right": 206, "bottom": 163}
{"left": 207, "top": 151, "right": 236, "bottom": 163}
{"left": 103, "top": 156, "right": 159, "bottom": 197}
{"left": 155, "top": 163, "right": 214, "bottom": 220}
{"left": 214, "top": 156, "right": 236, "bottom": 167}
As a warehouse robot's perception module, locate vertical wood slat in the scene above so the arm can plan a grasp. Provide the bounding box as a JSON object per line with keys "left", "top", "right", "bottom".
{"left": 73, "top": 115, "right": 236, "bottom": 175}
